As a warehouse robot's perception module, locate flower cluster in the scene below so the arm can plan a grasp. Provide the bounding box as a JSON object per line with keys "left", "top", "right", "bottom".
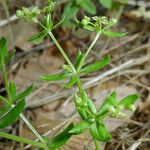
{"left": 16, "top": 7, "right": 40, "bottom": 23}
{"left": 78, "top": 16, "right": 117, "bottom": 32}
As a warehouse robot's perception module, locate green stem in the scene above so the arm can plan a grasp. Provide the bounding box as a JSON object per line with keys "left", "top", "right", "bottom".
{"left": 94, "top": 138, "right": 100, "bottom": 150}
{"left": 77, "top": 32, "right": 101, "bottom": 71}
{"left": 48, "top": 31, "right": 76, "bottom": 73}
{"left": 0, "top": 131, "right": 47, "bottom": 149}
{"left": 19, "top": 114, "right": 45, "bottom": 143}
{"left": 76, "top": 76, "right": 84, "bottom": 95}
{"left": 1, "top": 62, "right": 45, "bottom": 144}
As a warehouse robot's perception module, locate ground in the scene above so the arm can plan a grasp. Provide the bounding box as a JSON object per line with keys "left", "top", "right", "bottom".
{"left": 0, "top": 0, "right": 150, "bottom": 149}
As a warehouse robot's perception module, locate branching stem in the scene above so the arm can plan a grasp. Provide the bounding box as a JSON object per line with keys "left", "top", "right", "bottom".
{"left": 49, "top": 31, "right": 76, "bottom": 73}
{"left": 77, "top": 32, "right": 101, "bottom": 71}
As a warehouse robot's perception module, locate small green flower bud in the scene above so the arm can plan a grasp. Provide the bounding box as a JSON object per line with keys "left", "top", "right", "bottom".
{"left": 101, "top": 16, "right": 108, "bottom": 25}
{"left": 108, "top": 106, "right": 116, "bottom": 113}
{"left": 82, "top": 16, "right": 90, "bottom": 25}
{"left": 129, "top": 104, "right": 136, "bottom": 111}
{"left": 109, "top": 18, "right": 117, "bottom": 26}
{"left": 31, "top": 7, "right": 40, "bottom": 16}
{"left": 118, "top": 105, "right": 124, "bottom": 111}
{"left": 16, "top": 7, "right": 40, "bottom": 23}
{"left": 16, "top": 10, "right": 24, "bottom": 17}
{"left": 92, "top": 16, "right": 99, "bottom": 21}
{"left": 44, "top": 2, "right": 56, "bottom": 13}
{"left": 116, "top": 112, "right": 127, "bottom": 118}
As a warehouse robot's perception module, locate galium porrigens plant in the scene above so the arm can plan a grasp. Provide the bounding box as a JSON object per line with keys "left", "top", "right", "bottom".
{"left": 0, "top": 1, "right": 139, "bottom": 150}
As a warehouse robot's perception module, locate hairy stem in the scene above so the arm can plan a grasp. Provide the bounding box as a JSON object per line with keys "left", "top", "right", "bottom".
{"left": 0, "top": 132, "right": 47, "bottom": 149}
{"left": 1, "top": 62, "right": 45, "bottom": 143}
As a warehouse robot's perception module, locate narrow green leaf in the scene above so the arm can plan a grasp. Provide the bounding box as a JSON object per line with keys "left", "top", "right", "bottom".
{"left": 81, "top": 91, "right": 88, "bottom": 105}
{"left": 0, "top": 103, "right": 11, "bottom": 116}
{"left": 77, "top": 107, "right": 88, "bottom": 120}
{"left": 52, "top": 16, "right": 65, "bottom": 30}
{"left": 9, "top": 80, "right": 16, "bottom": 100}
{"left": 98, "top": 91, "right": 117, "bottom": 117}
{"left": 69, "top": 121, "right": 89, "bottom": 135}
{"left": 80, "top": 0, "right": 96, "bottom": 15}
{"left": 87, "top": 98, "right": 97, "bottom": 115}
{"left": 119, "top": 94, "right": 139, "bottom": 108}
{"left": 90, "top": 123, "right": 101, "bottom": 140}
{"left": 0, "top": 100, "right": 25, "bottom": 128}
{"left": 97, "top": 123, "right": 111, "bottom": 142}
{"left": 41, "top": 72, "right": 71, "bottom": 81}
{"left": 49, "top": 123, "right": 73, "bottom": 149}
{"left": 65, "top": 75, "right": 77, "bottom": 88}
{"left": 0, "top": 96, "right": 11, "bottom": 116}
{"left": 103, "top": 31, "right": 127, "bottom": 37}
{"left": 80, "top": 56, "right": 110, "bottom": 73}
{"left": 5, "top": 50, "right": 15, "bottom": 64}
{"left": 99, "top": 0, "right": 113, "bottom": 9}
{"left": 28, "top": 30, "right": 48, "bottom": 43}
{"left": 74, "top": 49, "right": 84, "bottom": 70}
{"left": 45, "top": 14, "right": 53, "bottom": 29}
{"left": 90, "top": 122, "right": 111, "bottom": 142}
{"left": 0, "top": 37, "right": 7, "bottom": 64}
{"left": 14, "top": 84, "right": 33, "bottom": 101}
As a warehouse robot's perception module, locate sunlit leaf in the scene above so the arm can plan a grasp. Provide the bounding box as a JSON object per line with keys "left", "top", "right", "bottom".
{"left": 80, "top": 56, "right": 110, "bottom": 73}
{"left": 69, "top": 121, "right": 89, "bottom": 135}
{"left": 87, "top": 98, "right": 97, "bottom": 115}
{"left": 41, "top": 72, "right": 71, "bottom": 81}
{"left": 98, "top": 91, "right": 118, "bottom": 117}
{"left": 9, "top": 80, "right": 16, "bottom": 100}
{"left": 74, "top": 49, "right": 84, "bottom": 70}
{"left": 90, "top": 122, "right": 101, "bottom": 140}
{"left": 119, "top": 94, "right": 139, "bottom": 108}
{"left": 65, "top": 75, "right": 77, "bottom": 88}
{"left": 0, "top": 100, "right": 25, "bottom": 128}
{"left": 28, "top": 30, "right": 48, "bottom": 43}
{"left": 48, "top": 123, "right": 73, "bottom": 149}
{"left": 97, "top": 122, "right": 111, "bottom": 142}
{"left": 103, "top": 31, "right": 127, "bottom": 37}
{"left": 77, "top": 107, "right": 88, "bottom": 120}
{"left": 14, "top": 84, "right": 33, "bottom": 101}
